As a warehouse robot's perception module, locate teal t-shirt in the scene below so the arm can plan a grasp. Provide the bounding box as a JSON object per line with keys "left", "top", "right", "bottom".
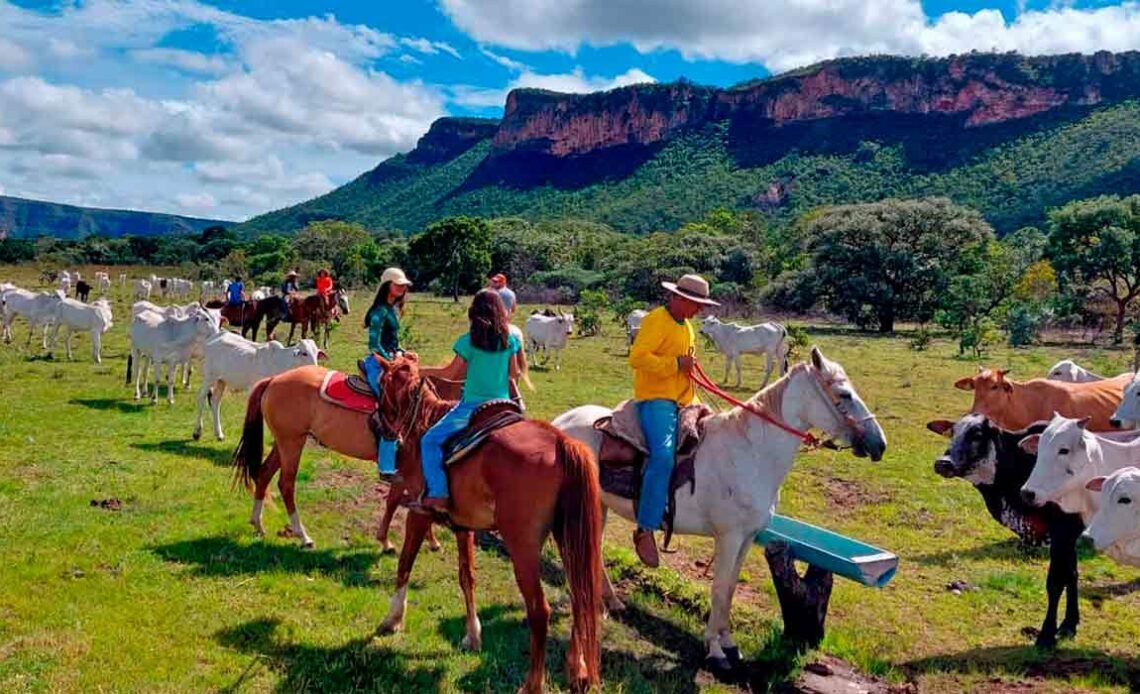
{"left": 368, "top": 303, "right": 400, "bottom": 358}
{"left": 453, "top": 332, "right": 520, "bottom": 403}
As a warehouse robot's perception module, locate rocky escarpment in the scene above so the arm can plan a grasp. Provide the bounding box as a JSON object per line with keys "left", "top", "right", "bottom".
{"left": 489, "top": 51, "right": 1140, "bottom": 158}
{"left": 405, "top": 117, "right": 499, "bottom": 166}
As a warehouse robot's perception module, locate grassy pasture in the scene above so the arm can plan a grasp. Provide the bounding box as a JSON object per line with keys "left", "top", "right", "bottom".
{"left": 2, "top": 265, "right": 1140, "bottom": 693}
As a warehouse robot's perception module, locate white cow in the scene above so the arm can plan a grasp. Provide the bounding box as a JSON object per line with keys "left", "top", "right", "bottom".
{"left": 525, "top": 312, "right": 573, "bottom": 370}
{"left": 193, "top": 334, "right": 324, "bottom": 440}
{"left": 626, "top": 309, "right": 648, "bottom": 348}
{"left": 170, "top": 278, "right": 193, "bottom": 298}
{"left": 119, "top": 273, "right": 128, "bottom": 288}
{"left": 1046, "top": 359, "right": 1105, "bottom": 383}
{"left": 50, "top": 297, "right": 113, "bottom": 363}
{"left": 131, "top": 300, "right": 200, "bottom": 318}
{"left": 700, "top": 315, "right": 789, "bottom": 388}
{"left": 133, "top": 279, "right": 152, "bottom": 300}
{"left": 2, "top": 288, "right": 61, "bottom": 348}
{"left": 1084, "top": 467, "right": 1140, "bottom": 567}
{"left": 95, "top": 272, "right": 112, "bottom": 294}
{"left": 1020, "top": 414, "right": 1140, "bottom": 523}
{"left": 251, "top": 287, "right": 268, "bottom": 301}
{"left": 127, "top": 309, "right": 221, "bottom": 403}
{"left": 58, "top": 271, "right": 72, "bottom": 296}
{"left": 130, "top": 302, "right": 218, "bottom": 390}
{"left": 200, "top": 280, "right": 216, "bottom": 298}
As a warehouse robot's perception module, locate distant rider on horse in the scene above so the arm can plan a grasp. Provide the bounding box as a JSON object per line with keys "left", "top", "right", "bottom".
{"left": 279, "top": 269, "right": 299, "bottom": 322}
{"left": 226, "top": 275, "right": 245, "bottom": 307}
{"left": 363, "top": 268, "right": 413, "bottom": 477}
{"left": 629, "top": 273, "right": 719, "bottom": 568}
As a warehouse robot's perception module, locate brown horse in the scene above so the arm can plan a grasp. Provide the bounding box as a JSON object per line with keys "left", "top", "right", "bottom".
{"left": 367, "top": 354, "right": 603, "bottom": 693}
{"left": 206, "top": 300, "right": 265, "bottom": 341}
{"left": 228, "top": 364, "right": 438, "bottom": 551}
{"left": 285, "top": 289, "right": 350, "bottom": 348}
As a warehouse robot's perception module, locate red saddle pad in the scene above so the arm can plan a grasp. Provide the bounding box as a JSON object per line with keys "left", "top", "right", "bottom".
{"left": 318, "top": 370, "right": 376, "bottom": 414}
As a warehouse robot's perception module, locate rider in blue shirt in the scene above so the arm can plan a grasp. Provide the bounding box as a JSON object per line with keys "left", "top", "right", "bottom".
{"left": 227, "top": 277, "right": 245, "bottom": 306}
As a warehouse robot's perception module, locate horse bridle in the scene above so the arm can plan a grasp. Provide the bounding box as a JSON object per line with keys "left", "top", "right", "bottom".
{"left": 377, "top": 375, "right": 427, "bottom": 444}
{"left": 808, "top": 368, "right": 877, "bottom": 446}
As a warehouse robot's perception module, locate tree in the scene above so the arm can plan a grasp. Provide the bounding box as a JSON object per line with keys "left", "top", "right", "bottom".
{"left": 801, "top": 198, "right": 993, "bottom": 332}
{"left": 292, "top": 220, "right": 374, "bottom": 286}
{"left": 1047, "top": 195, "right": 1140, "bottom": 343}
{"left": 407, "top": 216, "right": 492, "bottom": 300}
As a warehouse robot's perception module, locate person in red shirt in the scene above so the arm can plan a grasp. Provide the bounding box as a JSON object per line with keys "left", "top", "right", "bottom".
{"left": 315, "top": 268, "right": 333, "bottom": 296}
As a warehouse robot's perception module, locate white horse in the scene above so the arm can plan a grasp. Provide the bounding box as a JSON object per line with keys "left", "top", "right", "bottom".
{"left": 552, "top": 346, "right": 886, "bottom": 671}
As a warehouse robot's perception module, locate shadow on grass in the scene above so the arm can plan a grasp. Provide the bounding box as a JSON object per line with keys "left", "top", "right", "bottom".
{"left": 69, "top": 397, "right": 148, "bottom": 414}
{"left": 150, "top": 536, "right": 378, "bottom": 588}
{"left": 1083, "top": 578, "right": 1140, "bottom": 608}
{"left": 913, "top": 537, "right": 1098, "bottom": 567}
{"left": 132, "top": 439, "right": 232, "bottom": 466}
{"left": 216, "top": 617, "right": 449, "bottom": 693}
{"left": 901, "top": 644, "right": 1140, "bottom": 690}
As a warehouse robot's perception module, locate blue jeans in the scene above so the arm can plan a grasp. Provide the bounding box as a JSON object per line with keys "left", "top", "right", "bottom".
{"left": 421, "top": 401, "right": 480, "bottom": 498}
{"left": 362, "top": 354, "right": 398, "bottom": 475}
{"left": 636, "top": 399, "right": 679, "bottom": 531}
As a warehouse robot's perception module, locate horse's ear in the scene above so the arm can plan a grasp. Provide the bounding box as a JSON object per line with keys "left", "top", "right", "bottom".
{"left": 926, "top": 420, "right": 955, "bottom": 437}
{"left": 1077, "top": 415, "right": 1092, "bottom": 430}
{"left": 1086, "top": 476, "right": 1108, "bottom": 492}
{"left": 1019, "top": 433, "right": 1041, "bottom": 454}
{"left": 954, "top": 376, "right": 975, "bottom": 391}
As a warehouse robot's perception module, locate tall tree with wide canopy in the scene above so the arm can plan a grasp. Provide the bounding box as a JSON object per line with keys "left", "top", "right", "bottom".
{"left": 408, "top": 216, "right": 492, "bottom": 300}
{"left": 803, "top": 198, "right": 993, "bottom": 332}
{"left": 1047, "top": 195, "right": 1140, "bottom": 343}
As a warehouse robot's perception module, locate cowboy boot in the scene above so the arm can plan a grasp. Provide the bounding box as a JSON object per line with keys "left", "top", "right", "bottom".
{"left": 633, "top": 529, "right": 660, "bottom": 568}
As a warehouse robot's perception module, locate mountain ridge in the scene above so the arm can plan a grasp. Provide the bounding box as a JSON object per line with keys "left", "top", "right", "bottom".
{"left": 0, "top": 195, "right": 230, "bottom": 240}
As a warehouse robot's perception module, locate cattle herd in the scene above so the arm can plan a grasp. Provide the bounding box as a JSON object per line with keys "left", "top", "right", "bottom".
{"left": 929, "top": 360, "right": 1140, "bottom": 647}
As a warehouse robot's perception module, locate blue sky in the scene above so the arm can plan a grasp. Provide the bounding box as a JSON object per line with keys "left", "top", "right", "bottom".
{"left": 2, "top": 0, "right": 1139, "bottom": 222}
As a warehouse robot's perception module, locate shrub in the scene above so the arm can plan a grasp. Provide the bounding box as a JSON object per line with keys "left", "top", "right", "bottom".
{"left": 785, "top": 323, "right": 811, "bottom": 359}
{"left": 909, "top": 328, "right": 934, "bottom": 351}
{"left": 576, "top": 289, "right": 610, "bottom": 336}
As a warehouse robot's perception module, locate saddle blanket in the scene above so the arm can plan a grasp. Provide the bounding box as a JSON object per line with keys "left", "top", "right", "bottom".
{"left": 318, "top": 370, "right": 375, "bottom": 413}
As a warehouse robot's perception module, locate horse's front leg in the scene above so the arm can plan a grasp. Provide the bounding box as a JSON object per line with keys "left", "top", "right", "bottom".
{"left": 455, "top": 529, "right": 483, "bottom": 651}
{"left": 379, "top": 511, "right": 433, "bottom": 635}
{"left": 704, "top": 531, "right": 747, "bottom": 675}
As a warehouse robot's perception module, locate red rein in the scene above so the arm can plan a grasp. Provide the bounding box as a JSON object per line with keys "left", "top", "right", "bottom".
{"left": 689, "top": 361, "right": 819, "bottom": 446}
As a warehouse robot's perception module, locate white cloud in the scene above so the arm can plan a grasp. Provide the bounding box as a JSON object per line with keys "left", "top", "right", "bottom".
{"left": 479, "top": 46, "right": 528, "bottom": 72}
{"left": 450, "top": 66, "right": 655, "bottom": 108}
{"left": 131, "top": 48, "right": 230, "bottom": 75}
{"left": 400, "top": 37, "right": 461, "bottom": 58}
{"left": 0, "top": 37, "right": 33, "bottom": 71}
{"left": 440, "top": 0, "right": 1140, "bottom": 71}
{"left": 0, "top": 0, "right": 451, "bottom": 220}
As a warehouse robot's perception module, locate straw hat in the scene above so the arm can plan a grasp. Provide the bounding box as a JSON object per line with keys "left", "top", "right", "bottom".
{"left": 381, "top": 267, "right": 413, "bottom": 286}
{"left": 661, "top": 274, "right": 720, "bottom": 306}
{"left": 285, "top": 270, "right": 298, "bottom": 278}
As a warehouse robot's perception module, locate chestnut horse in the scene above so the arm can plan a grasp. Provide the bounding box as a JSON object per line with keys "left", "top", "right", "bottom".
{"left": 229, "top": 364, "right": 438, "bottom": 551}
{"left": 367, "top": 354, "right": 602, "bottom": 693}
{"left": 284, "top": 289, "right": 350, "bottom": 348}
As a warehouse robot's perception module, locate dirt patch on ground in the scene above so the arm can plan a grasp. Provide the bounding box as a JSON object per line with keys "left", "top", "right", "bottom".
{"left": 786, "top": 656, "right": 914, "bottom": 693}
{"left": 89, "top": 497, "right": 123, "bottom": 511}
{"left": 813, "top": 473, "right": 891, "bottom": 513}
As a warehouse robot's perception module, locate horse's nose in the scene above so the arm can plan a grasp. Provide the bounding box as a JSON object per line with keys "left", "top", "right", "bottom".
{"left": 1021, "top": 489, "right": 1037, "bottom": 505}
{"left": 1111, "top": 418, "right": 1123, "bottom": 429}
{"left": 933, "top": 457, "right": 956, "bottom": 478}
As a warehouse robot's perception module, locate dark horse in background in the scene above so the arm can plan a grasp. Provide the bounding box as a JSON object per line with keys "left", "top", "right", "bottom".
{"left": 204, "top": 299, "right": 275, "bottom": 341}
{"left": 259, "top": 288, "right": 350, "bottom": 348}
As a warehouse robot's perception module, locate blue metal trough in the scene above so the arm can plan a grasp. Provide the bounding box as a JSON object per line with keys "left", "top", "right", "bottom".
{"left": 755, "top": 514, "right": 899, "bottom": 588}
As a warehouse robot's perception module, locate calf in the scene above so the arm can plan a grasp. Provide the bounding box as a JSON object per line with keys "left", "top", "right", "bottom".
{"left": 1047, "top": 359, "right": 1105, "bottom": 383}
{"left": 927, "top": 415, "right": 1083, "bottom": 648}
{"left": 700, "top": 315, "right": 789, "bottom": 388}
{"left": 955, "top": 367, "right": 1130, "bottom": 432}
{"left": 193, "top": 334, "right": 324, "bottom": 440}
{"left": 59, "top": 272, "right": 72, "bottom": 296}
{"left": 50, "top": 297, "right": 112, "bottom": 363}
{"left": 95, "top": 272, "right": 111, "bottom": 294}
{"left": 2, "top": 288, "right": 61, "bottom": 348}
{"left": 75, "top": 280, "right": 91, "bottom": 302}
{"left": 1084, "top": 468, "right": 1140, "bottom": 567}
{"left": 127, "top": 309, "right": 221, "bottom": 404}
{"left": 525, "top": 312, "right": 572, "bottom": 370}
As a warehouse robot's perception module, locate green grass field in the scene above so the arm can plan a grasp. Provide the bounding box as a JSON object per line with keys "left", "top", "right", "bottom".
{"left": 2, "top": 265, "right": 1140, "bottom": 693}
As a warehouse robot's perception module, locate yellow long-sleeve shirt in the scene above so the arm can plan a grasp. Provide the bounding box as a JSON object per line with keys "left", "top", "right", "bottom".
{"left": 629, "top": 306, "right": 698, "bottom": 405}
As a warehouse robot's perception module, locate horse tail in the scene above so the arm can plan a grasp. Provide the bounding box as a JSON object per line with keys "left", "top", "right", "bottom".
{"left": 231, "top": 377, "right": 271, "bottom": 491}
{"left": 125, "top": 350, "right": 133, "bottom": 384}
{"left": 554, "top": 433, "right": 603, "bottom": 688}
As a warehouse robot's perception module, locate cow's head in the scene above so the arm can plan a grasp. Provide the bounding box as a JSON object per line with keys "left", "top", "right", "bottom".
{"left": 1111, "top": 372, "right": 1140, "bottom": 429}
{"left": 1084, "top": 467, "right": 1140, "bottom": 565}
{"left": 926, "top": 414, "right": 1005, "bottom": 485}
{"left": 1020, "top": 413, "right": 1097, "bottom": 512}
{"left": 293, "top": 339, "right": 325, "bottom": 364}
{"left": 954, "top": 368, "right": 1014, "bottom": 420}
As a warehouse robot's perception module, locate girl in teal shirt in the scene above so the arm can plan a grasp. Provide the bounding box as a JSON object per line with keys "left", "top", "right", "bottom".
{"left": 362, "top": 267, "right": 413, "bottom": 475}
{"left": 418, "top": 289, "right": 523, "bottom": 513}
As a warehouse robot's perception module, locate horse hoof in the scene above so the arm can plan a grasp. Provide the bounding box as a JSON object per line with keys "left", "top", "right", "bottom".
{"left": 703, "top": 656, "right": 737, "bottom": 682}
{"left": 722, "top": 646, "right": 742, "bottom": 669}
{"left": 377, "top": 618, "right": 404, "bottom": 636}
{"left": 461, "top": 633, "right": 482, "bottom": 652}
{"left": 1058, "top": 623, "right": 1078, "bottom": 640}
{"left": 1034, "top": 634, "right": 1057, "bottom": 650}
{"left": 301, "top": 540, "right": 315, "bottom": 550}
{"left": 379, "top": 540, "right": 396, "bottom": 554}
{"left": 192, "top": 430, "right": 201, "bottom": 441}
{"left": 428, "top": 542, "right": 442, "bottom": 553}
{"left": 603, "top": 597, "right": 625, "bottom": 615}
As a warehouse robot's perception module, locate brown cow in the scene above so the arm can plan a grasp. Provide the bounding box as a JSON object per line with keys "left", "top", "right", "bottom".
{"left": 955, "top": 368, "right": 1131, "bottom": 432}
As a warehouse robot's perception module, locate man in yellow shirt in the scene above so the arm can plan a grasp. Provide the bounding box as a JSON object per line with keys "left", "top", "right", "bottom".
{"left": 629, "top": 274, "right": 719, "bottom": 567}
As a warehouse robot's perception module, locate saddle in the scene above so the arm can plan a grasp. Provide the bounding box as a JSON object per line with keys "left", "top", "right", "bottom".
{"left": 594, "top": 400, "right": 713, "bottom": 548}
{"left": 442, "top": 400, "right": 525, "bottom": 466}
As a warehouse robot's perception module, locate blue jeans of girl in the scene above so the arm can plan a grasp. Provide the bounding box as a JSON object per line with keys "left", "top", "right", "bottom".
{"left": 361, "top": 354, "right": 398, "bottom": 475}
{"left": 420, "top": 401, "right": 480, "bottom": 498}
